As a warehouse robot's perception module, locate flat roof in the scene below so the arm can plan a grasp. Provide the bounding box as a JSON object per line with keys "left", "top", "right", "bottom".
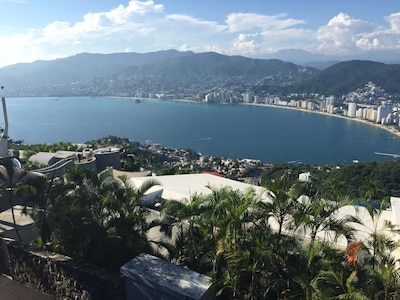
{"left": 28, "top": 151, "right": 77, "bottom": 166}
{"left": 128, "top": 173, "right": 269, "bottom": 204}
{"left": 28, "top": 152, "right": 57, "bottom": 165}
{"left": 0, "top": 205, "right": 38, "bottom": 243}
{"left": 121, "top": 253, "right": 212, "bottom": 299}
{"left": 112, "top": 169, "right": 152, "bottom": 179}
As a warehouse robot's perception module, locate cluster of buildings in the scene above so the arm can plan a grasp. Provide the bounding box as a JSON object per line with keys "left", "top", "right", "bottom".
{"left": 144, "top": 142, "right": 266, "bottom": 182}
{"left": 28, "top": 146, "right": 123, "bottom": 178}
{"left": 238, "top": 82, "right": 400, "bottom": 128}
{"left": 2, "top": 123, "right": 400, "bottom": 298}
{"left": 346, "top": 101, "right": 398, "bottom": 124}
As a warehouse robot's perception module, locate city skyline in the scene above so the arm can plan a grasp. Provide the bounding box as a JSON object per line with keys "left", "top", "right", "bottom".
{"left": 1, "top": 0, "right": 400, "bottom": 68}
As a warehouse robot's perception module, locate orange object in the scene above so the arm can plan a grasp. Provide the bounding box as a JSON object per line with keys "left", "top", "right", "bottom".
{"left": 345, "top": 241, "right": 363, "bottom": 268}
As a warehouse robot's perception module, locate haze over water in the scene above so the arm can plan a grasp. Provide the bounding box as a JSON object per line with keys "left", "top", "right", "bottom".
{"left": 6, "top": 97, "right": 400, "bottom": 165}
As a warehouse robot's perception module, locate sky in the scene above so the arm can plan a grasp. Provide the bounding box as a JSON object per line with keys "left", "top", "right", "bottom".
{"left": 0, "top": 0, "right": 400, "bottom": 68}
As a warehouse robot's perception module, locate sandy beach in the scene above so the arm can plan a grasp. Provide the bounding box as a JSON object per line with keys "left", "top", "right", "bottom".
{"left": 240, "top": 102, "right": 400, "bottom": 138}
{"left": 109, "top": 96, "right": 400, "bottom": 138}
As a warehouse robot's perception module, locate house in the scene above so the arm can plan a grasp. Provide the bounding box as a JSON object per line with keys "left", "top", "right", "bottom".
{"left": 127, "top": 173, "right": 270, "bottom": 205}
{"left": 30, "top": 147, "right": 122, "bottom": 177}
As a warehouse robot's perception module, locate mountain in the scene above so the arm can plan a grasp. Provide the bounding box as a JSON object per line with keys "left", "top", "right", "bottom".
{"left": 292, "top": 60, "right": 400, "bottom": 96}
{"left": 253, "top": 49, "right": 340, "bottom": 69}
{"left": 0, "top": 49, "right": 194, "bottom": 88}
{"left": 255, "top": 49, "right": 400, "bottom": 69}
{"left": 118, "top": 52, "right": 316, "bottom": 81}
{"left": 1, "top": 50, "right": 400, "bottom": 98}
{"left": 0, "top": 50, "right": 318, "bottom": 97}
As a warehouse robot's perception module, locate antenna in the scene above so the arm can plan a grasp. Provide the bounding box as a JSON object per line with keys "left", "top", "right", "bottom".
{"left": 2, "top": 96, "right": 8, "bottom": 139}
{"left": 0, "top": 85, "right": 10, "bottom": 158}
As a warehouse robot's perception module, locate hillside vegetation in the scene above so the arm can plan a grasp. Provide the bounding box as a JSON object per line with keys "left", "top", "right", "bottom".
{"left": 294, "top": 60, "right": 400, "bottom": 95}
{"left": 1, "top": 50, "right": 400, "bottom": 97}
{"left": 14, "top": 139, "right": 400, "bottom": 201}
{"left": 261, "top": 160, "right": 400, "bottom": 201}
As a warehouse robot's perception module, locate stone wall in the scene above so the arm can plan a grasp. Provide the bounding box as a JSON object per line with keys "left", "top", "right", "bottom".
{"left": 3, "top": 240, "right": 124, "bottom": 300}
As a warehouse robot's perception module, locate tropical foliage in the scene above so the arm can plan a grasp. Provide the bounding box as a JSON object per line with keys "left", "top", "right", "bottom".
{"left": 261, "top": 161, "right": 400, "bottom": 201}
{"left": 2, "top": 152, "right": 400, "bottom": 298}
{"left": 10, "top": 138, "right": 400, "bottom": 201}
{"left": 155, "top": 180, "right": 400, "bottom": 299}
{"left": 17, "top": 166, "right": 163, "bottom": 271}
{"left": 0, "top": 157, "right": 37, "bottom": 242}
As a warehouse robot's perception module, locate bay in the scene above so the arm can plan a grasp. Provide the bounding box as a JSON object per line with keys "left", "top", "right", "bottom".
{"left": 4, "top": 96, "right": 400, "bottom": 165}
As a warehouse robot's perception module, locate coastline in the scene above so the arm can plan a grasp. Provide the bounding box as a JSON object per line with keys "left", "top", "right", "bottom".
{"left": 107, "top": 96, "right": 400, "bottom": 138}
{"left": 239, "top": 102, "right": 400, "bottom": 138}
{"left": 10, "top": 96, "right": 400, "bottom": 164}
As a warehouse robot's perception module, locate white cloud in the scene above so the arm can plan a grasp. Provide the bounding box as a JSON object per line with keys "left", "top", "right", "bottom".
{"left": 226, "top": 13, "right": 305, "bottom": 33}
{"left": 385, "top": 12, "right": 400, "bottom": 33}
{"left": 40, "top": 0, "right": 163, "bottom": 42}
{"left": 0, "top": 0, "right": 29, "bottom": 3}
{"left": 316, "top": 13, "right": 373, "bottom": 53}
{"left": 314, "top": 12, "right": 400, "bottom": 54}
{"left": 1, "top": 2, "right": 400, "bottom": 68}
{"left": 166, "top": 14, "right": 226, "bottom": 33}
{"left": 0, "top": 1, "right": 168, "bottom": 66}
{"left": 151, "top": 14, "right": 227, "bottom": 53}
{"left": 224, "top": 12, "right": 314, "bottom": 56}
{"left": 230, "top": 33, "right": 264, "bottom": 55}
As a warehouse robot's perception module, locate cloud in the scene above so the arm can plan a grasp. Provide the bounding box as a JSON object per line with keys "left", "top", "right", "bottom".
{"left": 386, "top": 12, "right": 400, "bottom": 33}
{"left": 315, "top": 12, "right": 400, "bottom": 54}
{"left": 0, "top": 1, "right": 168, "bottom": 67}
{"left": 0, "top": 0, "right": 228, "bottom": 65}
{"left": 230, "top": 33, "right": 263, "bottom": 55}
{"left": 1, "top": 1, "right": 400, "bottom": 68}
{"left": 166, "top": 14, "right": 226, "bottom": 32}
{"left": 226, "top": 13, "right": 305, "bottom": 33}
{"left": 40, "top": 0, "right": 163, "bottom": 42}
{"left": 0, "top": 0, "right": 29, "bottom": 3}
{"left": 226, "top": 13, "right": 313, "bottom": 56}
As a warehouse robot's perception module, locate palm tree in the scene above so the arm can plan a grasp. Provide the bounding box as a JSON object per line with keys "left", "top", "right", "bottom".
{"left": 345, "top": 201, "right": 397, "bottom": 269}
{"left": 360, "top": 179, "right": 383, "bottom": 202}
{"left": 24, "top": 170, "right": 77, "bottom": 247}
{"left": 262, "top": 180, "right": 295, "bottom": 239}
{"left": 156, "top": 193, "right": 210, "bottom": 269}
{"left": 158, "top": 185, "right": 269, "bottom": 298}
{"left": 294, "top": 241, "right": 348, "bottom": 300}
{"left": 0, "top": 158, "right": 37, "bottom": 243}
{"left": 51, "top": 167, "right": 163, "bottom": 270}
{"left": 201, "top": 186, "right": 270, "bottom": 298}
{"left": 310, "top": 263, "right": 370, "bottom": 300}
{"left": 343, "top": 201, "right": 400, "bottom": 298}
{"left": 108, "top": 175, "right": 163, "bottom": 254}
{"left": 310, "top": 200, "right": 400, "bottom": 299}
{"left": 291, "top": 182, "right": 352, "bottom": 245}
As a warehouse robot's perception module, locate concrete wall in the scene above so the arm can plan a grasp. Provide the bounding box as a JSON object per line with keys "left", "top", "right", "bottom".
{"left": 121, "top": 253, "right": 214, "bottom": 300}
{"left": 1, "top": 240, "right": 124, "bottom": 300}
{"left": 95, "top": 150, "right": 121, "bottom": 173}
{"left": 75, "top": 157, "right": 97, "bottom": 170}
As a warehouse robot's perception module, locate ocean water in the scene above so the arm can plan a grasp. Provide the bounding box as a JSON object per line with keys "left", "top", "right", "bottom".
{"left": 4, "top": 96, "right": 400, "bottom": 165}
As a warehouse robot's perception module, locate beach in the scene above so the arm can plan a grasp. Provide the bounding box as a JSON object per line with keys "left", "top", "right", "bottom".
{"left": 7, "top": 96, "right": 399, "bottom": 164}
{"left": 108, "top": 95, "right": 400, "bottom": 138}
{"left": 240, "top": 102, "right": 400, "bottom": 138}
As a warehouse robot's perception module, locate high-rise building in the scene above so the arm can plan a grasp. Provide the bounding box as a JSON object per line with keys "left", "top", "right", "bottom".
{"left": 243, "top": 92, "right": 253, "bottom": 103}
{"left": 376, "top": 101, "right": 393, "bottom": 124}
{"left": 347, "top": 102, "right": 357, "bottom": 118}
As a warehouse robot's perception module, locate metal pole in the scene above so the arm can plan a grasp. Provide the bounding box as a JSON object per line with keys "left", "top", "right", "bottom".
{"left": 1, "top": 97, "right": 8, "bottom": 138}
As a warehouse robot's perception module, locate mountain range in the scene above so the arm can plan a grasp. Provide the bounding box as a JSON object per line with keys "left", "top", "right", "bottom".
{"left": 0, "top": 49, "right": 400, "bottom": 97}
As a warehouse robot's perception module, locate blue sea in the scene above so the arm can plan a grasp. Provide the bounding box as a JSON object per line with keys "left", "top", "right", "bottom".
{"left": 4, "top": 96, "right": 400, "bottom": 165}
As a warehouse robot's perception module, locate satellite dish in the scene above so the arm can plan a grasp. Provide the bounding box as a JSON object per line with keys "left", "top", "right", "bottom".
{"left": 12, "top": 158, "right": 22, "bottom": 169}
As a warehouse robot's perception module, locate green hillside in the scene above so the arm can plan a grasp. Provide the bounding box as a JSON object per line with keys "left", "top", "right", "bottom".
{"left": 293, "top": 60, "right": 400, "bottom": 96}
